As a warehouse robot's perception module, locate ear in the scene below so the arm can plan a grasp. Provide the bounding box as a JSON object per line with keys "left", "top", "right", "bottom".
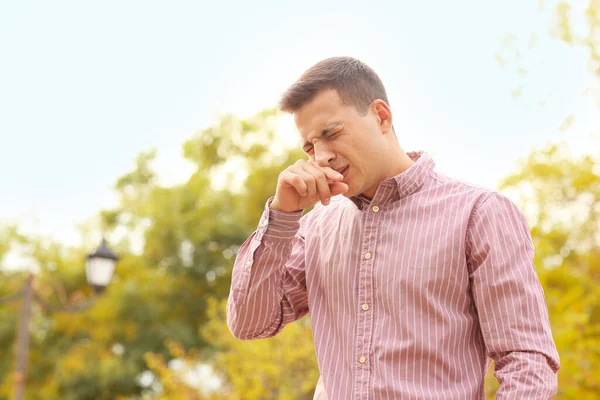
{"left": 370, "top": 99, "right": 393, "bottom": 134}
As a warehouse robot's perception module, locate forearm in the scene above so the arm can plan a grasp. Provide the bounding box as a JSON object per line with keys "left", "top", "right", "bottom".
{"left": 227, "top": 235, "right": 296, "bottom": 339}
{"left": 494, "top": 351, "right": 558, "bottom": 399}
{"left": 227, "top": 202, "right": 308, "bottom": 340}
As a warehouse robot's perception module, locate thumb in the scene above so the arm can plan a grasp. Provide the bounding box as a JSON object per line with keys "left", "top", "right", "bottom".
{"left": 329, "top": 182, "right": 349, "bottom": 196}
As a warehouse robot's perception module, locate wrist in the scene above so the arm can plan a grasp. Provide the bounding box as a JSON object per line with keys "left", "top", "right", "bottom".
{"left": 270, "top": 198, "right": 302, "bottom": 213}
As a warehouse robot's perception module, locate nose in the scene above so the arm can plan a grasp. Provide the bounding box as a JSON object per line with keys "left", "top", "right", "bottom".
{"left": 314, "top": 143, "right": 336, "bottom": 167}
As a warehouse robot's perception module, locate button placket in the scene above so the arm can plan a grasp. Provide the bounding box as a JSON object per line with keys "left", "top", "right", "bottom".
{"left": 352, "top": 199, "right": 381, "bottom": 395}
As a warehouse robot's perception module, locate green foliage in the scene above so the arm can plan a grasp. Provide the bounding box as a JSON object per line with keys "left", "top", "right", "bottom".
{"left": 553, "top": 0, "right": 600, "bottom": 78}
{"left": 0, "top": 108, "right": 309, "bottom": 399}
{"left": 199, "top": 298, "right": 318, "bottom": 400}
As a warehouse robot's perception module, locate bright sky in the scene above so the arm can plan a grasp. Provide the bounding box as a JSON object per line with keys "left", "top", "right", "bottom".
{"left": 0, "top": 0, "right": 598, "bottom": 247}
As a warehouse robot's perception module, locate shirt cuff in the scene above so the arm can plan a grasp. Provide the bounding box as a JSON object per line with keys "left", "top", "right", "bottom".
{"left": 256, "top": 197, "right": 303, "bottom": 241}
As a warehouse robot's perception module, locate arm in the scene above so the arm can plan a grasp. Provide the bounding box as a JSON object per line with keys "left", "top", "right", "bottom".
{"left": 227, "top": 158, "right": 347, "bottom": 341}
{"left": 226, "top": 197, "right": 313, "bottom": 340}
{"left": 466, "top": 192, "right": 560, "bottom": 399}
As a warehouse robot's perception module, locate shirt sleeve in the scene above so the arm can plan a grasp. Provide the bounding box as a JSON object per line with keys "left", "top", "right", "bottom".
{"left": 226, "top": 197, "right": 313, "bottom": 340}
{"left": 466, "top": 192, "right": 560, "bottom": 399}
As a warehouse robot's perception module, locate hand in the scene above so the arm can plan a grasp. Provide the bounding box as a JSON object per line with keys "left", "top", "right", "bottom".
{"left": 270, "top": 160, "right": 349, "bottom": 212}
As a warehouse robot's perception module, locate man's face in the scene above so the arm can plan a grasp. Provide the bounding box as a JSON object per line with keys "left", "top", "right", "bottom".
{"left": 294, "top": 89, "right": 385, "bottom": 198}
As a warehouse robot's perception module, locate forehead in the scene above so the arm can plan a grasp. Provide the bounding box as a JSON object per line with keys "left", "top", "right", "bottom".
{"left": 293, "top": 90, "right": 351, "bottom": 138}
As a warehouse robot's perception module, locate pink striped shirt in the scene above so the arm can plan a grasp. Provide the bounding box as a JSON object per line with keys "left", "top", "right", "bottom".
{"left": 227, "top": 151, "right": 560, "bottom": 399}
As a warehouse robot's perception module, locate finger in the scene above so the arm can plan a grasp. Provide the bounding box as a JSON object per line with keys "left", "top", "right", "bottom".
{"left": 329, "top": 182, "right": 349, "bottom": 196}
{"left": 290, "top": 166, "right": 318, "bottom": 202}
{"left": 303, "top": 163, "right": 332, "bottom": 205}
{"left": 307, "top": 161, "right": 344, "bottom": 182}
{"left": 281, "top": 170, "right": 308, "bottom": 197}
{"left": 322, "top": 166, "right": 344, "bottom": 182}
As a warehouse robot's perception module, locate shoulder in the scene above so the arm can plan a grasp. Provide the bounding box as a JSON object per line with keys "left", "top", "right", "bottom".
{"left": 426, "top": 170, "right": 495, "bottom": 207}
{"left": 427, "top": 170, "right": 526, "bottom": 222}
{"left": 464, "top": 189, "right": 530, "bottom": 238}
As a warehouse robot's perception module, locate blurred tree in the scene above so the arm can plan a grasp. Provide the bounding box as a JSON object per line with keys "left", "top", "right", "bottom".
{"left": 142, "top": 339, "right": 223, "bottom": 400}
{"left": 496, "top": 0, "right": 600, "bottom": 127}
{"left": 0, "top": 108, "right": 311, "bottom": 399}
{"left": 553, "top": 0, "right": 600, "bottom": 83}
{"left": 199, "top": 298, "right": 319, "bottom": 400}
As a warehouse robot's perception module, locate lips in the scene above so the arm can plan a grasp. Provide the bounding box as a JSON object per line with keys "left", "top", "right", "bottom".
{"left": 336, "top": 166, "right": 349, "bottom": 181}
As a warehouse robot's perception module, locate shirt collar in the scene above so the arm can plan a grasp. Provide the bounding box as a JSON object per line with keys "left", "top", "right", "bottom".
{"left": 349, "top": 150, "right": 435, "bottom": 209}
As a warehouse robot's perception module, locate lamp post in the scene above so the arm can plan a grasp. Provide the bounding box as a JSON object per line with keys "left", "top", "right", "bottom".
{"left": 0, "top": 238, "right": 118, "bottom": 400}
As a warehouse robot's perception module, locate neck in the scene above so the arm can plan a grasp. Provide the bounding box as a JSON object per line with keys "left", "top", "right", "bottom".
{"left": 361, "top": 143, "right": 415, "bottom": 199}
{"left": 384, "top": 143, "right": 415, "bottom": 179}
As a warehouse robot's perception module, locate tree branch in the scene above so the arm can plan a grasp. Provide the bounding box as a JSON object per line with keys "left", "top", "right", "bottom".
{"left": 0, "top": 288, "right": 24, "bottom": 305}
{"left": 33, "top": 291, "right": 98, "bottom": 313}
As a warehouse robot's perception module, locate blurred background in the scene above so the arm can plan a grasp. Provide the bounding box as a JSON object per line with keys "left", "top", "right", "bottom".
{"left": 0, "top": 0, "right": 598, "bottom": 398}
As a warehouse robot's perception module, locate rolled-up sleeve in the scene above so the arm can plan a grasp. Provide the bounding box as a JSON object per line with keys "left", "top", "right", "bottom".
{"left": 467, "top": 192, "right": 560, "bottom": 399}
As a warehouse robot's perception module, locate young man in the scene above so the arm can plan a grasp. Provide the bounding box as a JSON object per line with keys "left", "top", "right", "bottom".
{"left": 226, "top": 57, "right": 559, "bottom": 399}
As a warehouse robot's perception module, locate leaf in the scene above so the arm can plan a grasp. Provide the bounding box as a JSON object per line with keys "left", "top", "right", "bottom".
{"left": 558, "top": 114, "right": 575, "bottom": 132}
{"left": 511, "top": 84, "right": 524, "bottom": 99}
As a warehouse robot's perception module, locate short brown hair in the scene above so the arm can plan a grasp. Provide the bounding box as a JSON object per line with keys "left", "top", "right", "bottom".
{"left": 279, "top": 56, "right": 389, "bottom": 115}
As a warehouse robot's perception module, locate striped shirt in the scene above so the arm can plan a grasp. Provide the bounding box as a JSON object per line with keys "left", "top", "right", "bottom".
{"left": 227, "top": 151, "right": 560, "bottom": 399}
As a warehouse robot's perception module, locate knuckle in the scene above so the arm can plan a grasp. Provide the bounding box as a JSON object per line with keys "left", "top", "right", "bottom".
{"left": 282, "top": 167, "right": 294, "bottom": 178}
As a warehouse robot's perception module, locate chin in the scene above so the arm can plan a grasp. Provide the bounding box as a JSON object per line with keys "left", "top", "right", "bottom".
{"left": 342, "top": 184, "right": 359, "bottom": 198}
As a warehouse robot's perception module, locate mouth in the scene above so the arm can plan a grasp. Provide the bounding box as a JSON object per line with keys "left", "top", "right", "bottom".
{"left": 336, "top": 166, "right": 349, "bottom": 181}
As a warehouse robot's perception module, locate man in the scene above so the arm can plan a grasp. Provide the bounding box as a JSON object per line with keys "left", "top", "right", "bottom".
{"left": 226, "top": 56, "right": 560, "bottom": 399}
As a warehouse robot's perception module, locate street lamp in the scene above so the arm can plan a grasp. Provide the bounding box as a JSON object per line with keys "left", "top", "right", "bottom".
{"left": 0, "top": 238, "right": 119, "bottom": 400}
{"left": 86, "top": 238, "right": 118, "bottom": 294}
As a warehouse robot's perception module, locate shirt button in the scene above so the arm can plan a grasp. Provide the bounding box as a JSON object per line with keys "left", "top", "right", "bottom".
{"left": 364, "top": 252, "right": 372, "bottom": 260}
{"left": 361, "top": 304, "right": 369, "bottom": 311}
{"left": 359, "top": 356, "right": 366, "bottom": 364}
{"left": 372, "top": 205, "right": 379, "bottom": 213}
{"left": 246, "top": 260, "right": 252, "bottom": 267}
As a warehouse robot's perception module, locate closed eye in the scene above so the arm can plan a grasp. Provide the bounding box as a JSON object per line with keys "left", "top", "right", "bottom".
{"left": 302, "top": 127, "right": 342, "bottom": 154}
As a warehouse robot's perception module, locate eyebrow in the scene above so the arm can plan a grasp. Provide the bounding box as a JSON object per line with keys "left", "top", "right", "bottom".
{"left": 302, "top": 123, "right": 344, "bottom": 150}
